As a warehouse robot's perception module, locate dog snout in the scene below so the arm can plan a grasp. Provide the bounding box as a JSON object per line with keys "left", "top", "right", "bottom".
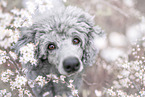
{"left": 63, "top": 57, "right": 80, "bottom": 73}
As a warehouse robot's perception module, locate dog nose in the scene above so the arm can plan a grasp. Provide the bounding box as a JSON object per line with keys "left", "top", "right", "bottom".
{"left": 63, "top": 57, "right": 80, "bottom": 73}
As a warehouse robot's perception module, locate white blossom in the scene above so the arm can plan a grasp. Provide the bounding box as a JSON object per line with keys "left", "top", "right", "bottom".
{"left": 1, "top": 69, "right": 14, "bottom": 82}
{"left": 109, "top": 32, "right": 127, "bottom": 47}
{"left": 123, "top": 0, "right": 135, "bottom": 7}
{"left": 101, "top": 47, "right": 126, "bottom": 62}
{"left": 126, "top": 22, "right": 145, "bottom": 43}
{"left": 15, "top": 75, "right": 27, "bottom": 86}
{"left": 26, "top": 0, "right": 53, "bottom": 14}
{"left": 43, "top": 92, "right": 50, "bottom": 97}
{"left": 60, "top": 75, "right": 66, "bottom": 82}
{"left": 35, "top": 76, "right": 47, "bottom": 87}
{"left": 18, "top": 88, "right": 24, "bottom": 97}
{"left": 67, "top": 83, "right": 74, "bottom": 89}
{"left": 9, "top": 51, "right": 17, "bottom": 60}
{"left": 1, "top": 0, "right": 7, "bottom": 7}
{"left": 71, "top": 89, "right": 78, "bottom": 96}
{"left": 139, "top": 91, "right": 145, "bottom": 96}
{"left": 0, "top": 89, "right": 11, "bottom": 97}
{"left": 94, "top": 36, "right": 107, "bottom": 49}
{"left": 107, "top": 88, "right": 116, "bottom": 96}
{"left": 19, "top": 43, "right": 37, "bottom": 65}
{"left": 24, "top": 90, "right": 32, "bottom": 97}
{"left": 95, "top": 90, "right": 102, "bottom": 96}
{"left": 0, "top": 89, "right": 6, "bottom": 95}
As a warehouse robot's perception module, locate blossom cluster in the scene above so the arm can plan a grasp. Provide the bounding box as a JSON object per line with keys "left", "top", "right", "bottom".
{"left": 26, "top": 0, "right": 53, "bottom": 14}
{"left": 0, "top": 28, "right": 19, "bottom": 49}
{"left": 1, "top": 69, "right": 14, "bottom": 83}
{"left": 104, "top": 39, "right": 145, "bottom": 97}
{"left": 1, "top": 70, "right": 79, "bottom": 97}
{"left": 10, "top": 75, "right": 27, "bottom": 90}
{"left": 19, "top": 43, "right": 37, "bottom": 66}
{"left": 34, "top": 75, "right": 47, "bottom": 87}
{"left": 10, "top": 8, "right": 33, "bottom": 28}
{"left": 0, "top": 50, "right": 8, "bottom": 64}
{"left": 0, "top": 0, "right": 79, "bottom": 97}
{"left": 0, "top": 89, "right": 12, "bottom": 97}
{"left": 34, "top": 74, "right": 79, "bottom": 97}
{"left": 18, "top": 89, "right": 32, "bottom": 97}
{"left": 0, "top": 0, "right": 53, "bottom": 49}
{"left": 0, "top": 1, "right": 20, "bottom": 49}
{"left": 0, "top": 69, "right": 32, "bottom": 97}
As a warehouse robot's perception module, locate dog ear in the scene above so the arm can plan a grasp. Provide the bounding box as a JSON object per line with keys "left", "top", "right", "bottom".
{"left": 12, "top": 27, "right": 36, "bottom": 54}
{"left": 13, "top": 27, "right": 48, "bottom": 62}
{"left": 85, "top": 26, "right": 105, "bottom": 66}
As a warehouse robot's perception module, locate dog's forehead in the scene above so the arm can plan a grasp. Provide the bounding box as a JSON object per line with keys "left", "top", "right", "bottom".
{"left": 33, "top": 6, "right": 94, "bottom": 35}
{"left": 44, "top": 30, "right": 86, "bottom": 42}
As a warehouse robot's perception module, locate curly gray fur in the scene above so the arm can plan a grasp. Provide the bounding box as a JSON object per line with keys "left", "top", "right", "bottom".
{"left": 14, "top": 4, "right": 103, "bottom": 97}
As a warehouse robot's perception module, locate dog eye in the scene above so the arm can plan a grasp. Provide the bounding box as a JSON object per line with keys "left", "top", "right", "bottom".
{"left": 72, "top": 38, "right": 80, "bottom": 45}
{"left": 47, "top": 44, "right": 56, "bottom": 50}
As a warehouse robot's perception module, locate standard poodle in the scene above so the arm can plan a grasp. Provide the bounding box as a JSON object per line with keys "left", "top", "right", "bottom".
{"left": 14, "top": 0, "right": 103, "bottom": 96}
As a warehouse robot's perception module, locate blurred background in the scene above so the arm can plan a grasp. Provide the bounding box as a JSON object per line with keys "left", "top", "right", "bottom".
{"left": 0, "top": 0, "right": 145, "bottom": 97}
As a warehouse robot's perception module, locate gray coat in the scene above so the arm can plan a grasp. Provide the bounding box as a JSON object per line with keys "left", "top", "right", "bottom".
{"left": 14, "top": 2, "right": 103, "bottom": 96}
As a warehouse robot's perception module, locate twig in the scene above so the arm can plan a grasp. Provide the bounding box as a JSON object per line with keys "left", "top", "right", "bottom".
{"left": 100, "top": 0, "right": 129, "bottom": 18}
{"left": 7, "top": 54, "right": 23, "bottom": 75}
{"left": 131, "top": 79, "right": 141, "bottom": 94}
{"left": 6, "top": 50, "right": 36, "bottom": 97}
{"left": 82, "top": 74, "right": 97, "bottom": 86}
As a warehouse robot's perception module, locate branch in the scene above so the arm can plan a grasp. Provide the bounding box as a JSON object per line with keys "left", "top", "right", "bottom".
{"left": 130, "top": 79, "right": 141, "bottom": 96}
{"left": 6, "top": 50, "right": 36, "bottom": 97}
{"left": 82, "top": 74, "right": 97, "bottom": 86}
{"left": 100, "top": 0, "right": 129, "bottom": 18}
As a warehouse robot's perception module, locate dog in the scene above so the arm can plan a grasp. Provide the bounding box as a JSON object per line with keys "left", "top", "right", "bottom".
{"left": 14, "top": 0, "right": 103, "bottom": 96}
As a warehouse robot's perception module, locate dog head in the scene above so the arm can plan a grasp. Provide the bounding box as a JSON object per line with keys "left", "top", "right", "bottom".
{"left": 14, "top": 6, "right": 104, "bottom": 75}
